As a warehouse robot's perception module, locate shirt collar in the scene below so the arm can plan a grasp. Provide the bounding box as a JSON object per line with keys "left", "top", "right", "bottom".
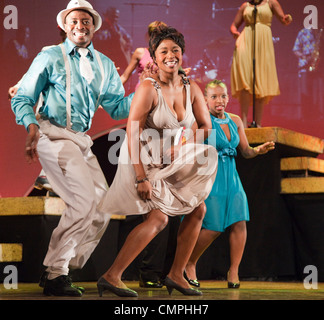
{"left": 64, "top": 38, "right": 95, "bottom": 59}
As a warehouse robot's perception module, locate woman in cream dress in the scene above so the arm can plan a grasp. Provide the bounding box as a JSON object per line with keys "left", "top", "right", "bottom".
{"left": 98, "top": 26, "right": 217, "bottom": 297}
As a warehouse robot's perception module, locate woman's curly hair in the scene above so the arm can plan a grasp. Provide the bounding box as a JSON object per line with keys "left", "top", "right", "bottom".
{"left": 149, "top": 25, "right": 185, "bottom": 60}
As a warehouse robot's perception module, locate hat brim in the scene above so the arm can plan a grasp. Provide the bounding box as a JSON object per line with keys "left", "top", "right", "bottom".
{"left": 57, "top": 7, "right": 102, "bottom": 32}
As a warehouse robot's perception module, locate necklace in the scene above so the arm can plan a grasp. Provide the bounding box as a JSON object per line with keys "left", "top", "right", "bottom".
{"left": 212, "top": 112, "right": 229, "bottom": 124}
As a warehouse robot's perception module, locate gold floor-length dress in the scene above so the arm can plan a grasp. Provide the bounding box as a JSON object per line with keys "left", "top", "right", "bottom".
{"left": 231, "top": 0, "right": 280, "bottom": 103}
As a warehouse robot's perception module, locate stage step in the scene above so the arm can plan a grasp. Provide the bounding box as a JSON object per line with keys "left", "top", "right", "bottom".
{"left": 280, "top": 157, "right": 324, "bottom": 194}
{"left": 0, "top": 196, "right": 65, "bottom": 216}
{"left": 281, "top": 177, "right": 324, "bottom": 194}
{"left": 0, "top": 243, "right": 23, "bottom": 262}
{"left": 0, "top": 196, "right": 125, "bottom": 220}
{"left": 281, "top": 157, "right": 324, "bottom": 177}
{"left": 245, "top": 127, "right": 324, "bottom": 157}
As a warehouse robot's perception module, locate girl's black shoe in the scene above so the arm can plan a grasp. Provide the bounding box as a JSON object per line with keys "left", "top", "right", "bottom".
{"left": 227, "top": 271, "right": 240, "bottom": 289}
{"left": 184, "top": 270, "right": 200, "bottom": 287}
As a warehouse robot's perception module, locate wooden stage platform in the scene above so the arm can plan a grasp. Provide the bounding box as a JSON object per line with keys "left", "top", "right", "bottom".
{"left": 1, "top": 280, "right": 323, "bottom": 300}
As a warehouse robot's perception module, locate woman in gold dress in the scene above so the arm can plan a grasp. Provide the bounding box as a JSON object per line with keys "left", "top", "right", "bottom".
{"left": 230, "top": 0, "right": 292, "bottom": 127}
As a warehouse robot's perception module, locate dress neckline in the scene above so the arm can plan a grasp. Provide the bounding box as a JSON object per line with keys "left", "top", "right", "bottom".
{"left": 153, "top": 76, "right": 190, "bottom": 124}
{"left": 247, "top": 0, "right": 269, "bottom": 8}
{"left": 212, "top": 112, "right": 232, "bottom": 142}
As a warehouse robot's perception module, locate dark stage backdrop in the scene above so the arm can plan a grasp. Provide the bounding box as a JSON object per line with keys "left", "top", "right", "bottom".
{"left": 1, "top": 0, "right": 324, "bottom": 197}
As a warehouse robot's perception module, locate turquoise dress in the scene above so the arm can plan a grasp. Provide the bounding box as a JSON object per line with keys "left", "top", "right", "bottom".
{"left": 203, "top": 112, "right": 249, "bottom": 232}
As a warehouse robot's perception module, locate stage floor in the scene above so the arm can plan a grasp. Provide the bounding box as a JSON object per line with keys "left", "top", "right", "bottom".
{"left": 1, "top": 280, "right": 323, "bottom": 300}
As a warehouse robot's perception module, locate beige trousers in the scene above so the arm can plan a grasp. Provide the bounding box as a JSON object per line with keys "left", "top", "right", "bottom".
{"left": 37, "top": 119, "right": 111, "bottom": 279}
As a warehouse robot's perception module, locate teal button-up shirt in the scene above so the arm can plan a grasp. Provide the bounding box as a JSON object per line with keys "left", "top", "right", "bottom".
{"left": 11, "top": 38, "right": 133, "bottom": 132}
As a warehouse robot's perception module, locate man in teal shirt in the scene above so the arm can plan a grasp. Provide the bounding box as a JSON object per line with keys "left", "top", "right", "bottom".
{"left": 11, "top": 0, "right": 133, "bottom": 297}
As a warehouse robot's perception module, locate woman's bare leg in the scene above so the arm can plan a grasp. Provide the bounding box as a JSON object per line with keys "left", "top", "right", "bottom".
{"left": 102, "top": 209, "right": 168, "bottom": 288}
{"left": 239, "top": 90, "right": 251, "bottom": 128}
{"left": 185, "top": 229, "right": 221, "bottom": 280}
{"left": 255, "top": 97, "right": 266, "bottom": 127}
{"left": 228, "top": 220, "right": 247, "bottom": 283}
{"left": 167, "top": 203, "right": 206, "bottom": 288}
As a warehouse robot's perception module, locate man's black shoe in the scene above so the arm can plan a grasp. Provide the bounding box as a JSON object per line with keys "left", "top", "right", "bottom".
{"left": 39, "top": 271, "right": 48, "bottom": 288}
{"left": 43, "top": 275, "right": 83, "bottom": 297}
{"left": 40, "top": 271, "right": 85, "bottom": 293}
{"left": 34, "top": 176, "right": 53, "bottom": 192}
{"left": 139, "top": 277, "right": 163, "bottom": 288}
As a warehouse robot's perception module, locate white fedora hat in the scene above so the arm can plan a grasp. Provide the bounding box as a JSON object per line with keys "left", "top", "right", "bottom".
{"left": 57, "top": 0, "right": 102, "bottom": 32}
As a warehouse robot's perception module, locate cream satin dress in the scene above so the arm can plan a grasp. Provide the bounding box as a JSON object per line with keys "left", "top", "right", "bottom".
{"left": 103, "top": 77, "right": 218, "bottom": 217}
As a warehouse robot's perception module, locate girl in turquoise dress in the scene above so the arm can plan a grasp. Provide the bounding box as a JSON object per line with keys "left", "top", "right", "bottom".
{"left": 184, "top": 80, "right": 275, "bottom": 288}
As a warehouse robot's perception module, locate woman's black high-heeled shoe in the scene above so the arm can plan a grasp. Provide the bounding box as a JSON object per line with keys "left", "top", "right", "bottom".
{"left": 165, "top": 277, "right": 202, "bottom": 296}
{"left": 97, "top": 277, "right": 138, "bottom": 297}
{"left": 227, "top": 271, "right": 240, "bottom": 289}
{"left": 184, "top": 271, "right": 200, "bottom": 288}
{"left": 228, "top": 281, "right": 240, "bottom": 289}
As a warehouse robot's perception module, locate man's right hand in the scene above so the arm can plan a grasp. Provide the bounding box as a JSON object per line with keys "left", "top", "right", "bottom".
{"left": 8, "top": 86, "right": 18, "bottom": 100}
{"left": 25, "top": 124, "right": 40, "bottom": 164}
